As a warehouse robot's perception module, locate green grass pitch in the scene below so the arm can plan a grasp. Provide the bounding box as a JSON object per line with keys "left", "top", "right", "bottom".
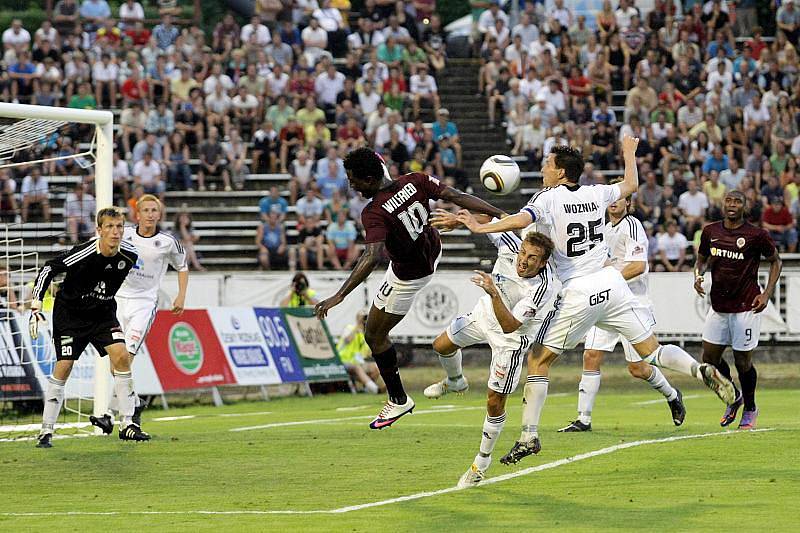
{"left": 2, "top": 364, "right": 798, "bottom": 531}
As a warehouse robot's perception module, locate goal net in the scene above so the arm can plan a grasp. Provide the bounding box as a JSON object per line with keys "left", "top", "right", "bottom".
{"left": 0, "top": 103, "right": 113, "bottom": 442}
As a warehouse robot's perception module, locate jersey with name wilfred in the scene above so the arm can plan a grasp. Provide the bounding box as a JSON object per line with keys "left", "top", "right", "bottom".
{"left": 698, "top": 221, "right": 775, "bottom": 313}
{"left": 361, "top": 172, "right": 446, "bottom": 280}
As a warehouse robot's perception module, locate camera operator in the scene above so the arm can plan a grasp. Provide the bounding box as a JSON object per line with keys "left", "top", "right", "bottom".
{"left": 280, "top": 272, "right": 319, "bottom": 308}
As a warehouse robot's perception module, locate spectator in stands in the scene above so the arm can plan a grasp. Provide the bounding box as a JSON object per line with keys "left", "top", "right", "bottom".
{"left": 409, "top": 63, "right": 439, "bottom": 119}
{"left": 763, "top": 196, "right": 798, "bottom": 253}
{"left": 259, "top": 186, "right": 288, "bottom": 223}
{"left": 120, "top": 102, "right": 146, "bottom": 157}
{"left": 172, "top": 209, "right": 205, "bottom": 271}
{"left": 146, "top": 100, "right": 175, "bottom": 144}
{"left": 197, "top": 127, "right": 231, "bottom": 192}
{"left": 280, "top": 273, "right": 318, "bottom": 307}
{"left": 20, "top": 168, "right": 50, "bottom": 223}
{"left": 704, "top": 170, "right": 727, "bottom": 212}
{"left": 326, "top": 205, "right": 359, "bottom": 270}
{"left": 657, "top": 220, "right": 689, "bottom": 272}
{"left": 295, "top": 187, "right": 325, "bottom": 271}
{"left": 2, "top": 18, "right": 31, "bottom": 50}
{"left": 63, "top": 182, "right": 96, "bottom": 245}
{"left": 132, "top": 132, "right": 164, "bottom": 165}
{"left": 591, "top": 121, "right": 616, "bottom": 169}
{"left": 8, "top": 50, "right": 38, "bottom": 103}
{"left": 337, "top": 116, "right": 366, "bottom": 150}
{"left": 702, "top": 145, "right": 730, "bottom": 175}
{"left": 153, "top": 14, "right": 180, "bottom": 50}
{"left": 301, "top": 17, "right": 328, "bottom": 65}
{"left": 165, "top": 131, "right": 192, "bottom": 191}
{"left": 316, "top": 159, "right": 348, "bottom": 200}
{"left": 92, "top": 53, "right": 118, "bottom": 108}
{"left": 0, "top": 169, "right": 17, "bottom": 223}
{"left": 119, "top": 0, "right": 144, "bottom": 28}
{"left": 678, "top": 179, "right": 709, "bottom": 236}
{"left": 288, "top": 149, "right": 314, "bottom": 204}
{"left": 79, "top": 0, "right": 111, "bottom": 32}
{"left": 636, "top": 171, "right": 663, "bottom": 223}
{"left": 257, "top": 211, "right": 290, "bottom": 271}
{"left": 132, "top": 150, "right": 165, "bottom": 202}
{"left": 279, "top": 116, "right": 305, "bottom": 174}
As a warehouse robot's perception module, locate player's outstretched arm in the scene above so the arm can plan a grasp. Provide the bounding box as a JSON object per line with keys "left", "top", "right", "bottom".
{"left": 314, "top": 241, "right": 385, "bottom": 319}
{"left": 453, "top": 210, "right": 533, "bottom": 234}
{"left": 438, "top": 186, "right": 507, "bottom": 220}
{"left": 753, "top": 252, "right": 783, "bottom": 313}
{"left": 617, "top": 135, "right": 640, "bottom": 199}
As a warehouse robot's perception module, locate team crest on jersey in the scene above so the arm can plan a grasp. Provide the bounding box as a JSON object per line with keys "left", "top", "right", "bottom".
{"left": 155, "top": 239, "right": 162, "bottom": 247}
{"left": 736, "top": 237, "right": 745, "bottom": 249}
{"left": 118, "top": 260, "right": 126, "bottom": 269}
{"left": 633, "top": 245, "right": 644, "bottom": 254}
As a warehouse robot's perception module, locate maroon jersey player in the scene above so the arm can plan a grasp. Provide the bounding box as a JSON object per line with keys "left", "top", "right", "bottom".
{"left": 315, "top": 148, "right": 506, "bottom": 429}
{"left": 694, "top": 190, "right": 782, "bottom": 430}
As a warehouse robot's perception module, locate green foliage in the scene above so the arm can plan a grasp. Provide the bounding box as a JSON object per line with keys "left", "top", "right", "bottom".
{"left": 0, "top": 7, "right": 47, "bottom": 35}
{"left": 437, "top": 0, "right": 472, "bottom": 26}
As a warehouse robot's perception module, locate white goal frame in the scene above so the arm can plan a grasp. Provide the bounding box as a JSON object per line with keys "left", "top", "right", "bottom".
{"left": 0, "top": 102, "right": 114, "bottom": 426}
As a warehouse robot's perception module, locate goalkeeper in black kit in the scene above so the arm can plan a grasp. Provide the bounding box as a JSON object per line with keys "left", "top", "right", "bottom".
{"left": 30, "top": 207, "right": 151, "bottom": 447}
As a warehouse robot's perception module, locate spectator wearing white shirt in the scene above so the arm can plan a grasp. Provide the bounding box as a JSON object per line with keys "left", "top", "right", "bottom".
{"left": 202, "top": 62, "right": 235, "bottom": 95}
{"left": 358, "top": 82, "right": 381, "bottom": 115}
{"left": 34, "top": 20, "right": 58, "bottom": 47}
{"left": 487, "top": 18, "right": 510, "bottom": 50}
{"left": 2, "top": 19, "right": 30, "bottom": 49}
{"left": 373, "top": 112, "right": 407, "bottom": 150}
{"left": 512, "top": 12, "right": 539, "bottom": 49}
{"left": 132, "top": 150, "right": 165, "bottom": 201}
{"left": 614, "top": 0, "right": 638, "bottom": 30}
{"left": 63, "top": 183, "right": 96, "bottom": 244}
{"left": 20, "top": 168, "right": 49, "bottom": 223}
{"left": 677, "top": 179, "right": 708, "bottom": 235}
{"left": 743, "top": 93, "right": 770, "bottom": 137}
{"left": 92, "top": 53, "right": 118, "bottom": 108}
{"left": 315, "top": 64, "right": 345, "bottom": 113}
{"left": 550, "top": 0, "right": 573, "bottom": 29}
{"left": 382, "top": 15, "right": 412, "bottom": 45}
{"left": 301, "top": 17, "right": 329, "bottom": 65}
{"left": 118, "top": 0, "right": 144, "bottom": 29}
{"left": 266, "top": 64, "right": 289, "bottom": 98}
{"left": 519, "top": 68, "right": 543, "bottom": 102}
{"left": 705, "top": 61, "right": 733, "bottom": 93}
{"left": 529, "top": 32, "right": 557, "bottom": 60}
{"left": 241, "top": 15, "right": 271, "bottom": 47}
{"left": 205, "top": 84, "right": 233, "bottom": 138}
{"left": 477, "top": 2, "right": 509, "bottom": 37}
{"left": 537, "top": 79, "right": 567, "bottom": 115}
{"left": 409, "top": 64, "right": 439, "bottom": 119}
{"left": 313, "top": 0, "right": 347, "bottom": 56}
{"left": 656, "top": 221, "right": 689, "bottom": 272}
{"left": 232, "top": 85, "right": 260, "bottom": 136}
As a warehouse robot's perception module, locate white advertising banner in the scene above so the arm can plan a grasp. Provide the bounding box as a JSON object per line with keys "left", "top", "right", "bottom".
{"left": 649, "top": 273, "right": 787, "bottom": 335}
{"left": 207, "top": 307, "right": 283, "bottom": 385}
{"left": 785, "top": 274, "right": 800, "bottom": 332}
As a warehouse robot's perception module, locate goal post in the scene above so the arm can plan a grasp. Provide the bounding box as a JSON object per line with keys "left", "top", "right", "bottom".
{"left": 0, "top": 102, "right": 114, "bottom": 429}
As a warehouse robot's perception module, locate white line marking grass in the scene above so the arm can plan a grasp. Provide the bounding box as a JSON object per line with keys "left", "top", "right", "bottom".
{"left": 152, "top": 415, "right": 197, "bottom": 422}
{"left": 0, "top": 421, "right": 91, "bottom": 433}
{"left": 229, "top": 406, "right": 485, "bottom": 432}
{"left": 335, "top": 406, "right": 371, "bottom": 412}
{"left": 633, "top": 395, "right": 702, "bottom": 406}
{"left": 0, "top": 428, "right": 773, "bottom": 516}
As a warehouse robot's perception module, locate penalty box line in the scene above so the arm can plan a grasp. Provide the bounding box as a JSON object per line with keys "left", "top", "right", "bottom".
{"left": 0, "top": 428, "right": 774, "bottom": 517}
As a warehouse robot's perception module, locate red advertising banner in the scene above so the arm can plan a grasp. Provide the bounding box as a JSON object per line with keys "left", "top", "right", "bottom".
{"left": 145, "top": 310, "right": 236, "bottom": 391}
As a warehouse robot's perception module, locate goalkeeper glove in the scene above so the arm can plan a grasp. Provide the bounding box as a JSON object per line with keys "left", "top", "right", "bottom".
{"left": 29, "top": 301, "right": 46, "bottom": 340}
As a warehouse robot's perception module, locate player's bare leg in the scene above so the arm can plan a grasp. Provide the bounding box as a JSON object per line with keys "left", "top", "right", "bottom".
{"left": 37, "top": 360, "right": 75, "bottom": 448}
{"left": 702, "top": 341, "right": 743, "bottom": 426}
{"left": 107, "top": 343, "right": 150, "bottom": 441}
{"left": 364, "top": 304, "right": 415, "bottom": 429}
{"left": 633, "top": 335, "right": 735, "bottom": 405}
{"left": 425, "top": 333, "right": 468, "bottom": 399}
{"left": 459, "top": 390, "right": 507, "bottom": 488}
{"left": 501, "top": 343, "right": 557, "bottom": 464}
{"left": 733, "top": 350, "right": 758, "bottom": 429}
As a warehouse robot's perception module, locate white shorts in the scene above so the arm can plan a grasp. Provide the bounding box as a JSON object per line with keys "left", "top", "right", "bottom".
{"left": 372, "top": 254, "right": 441, "bottom": 315}
{"left": 116, "top": 296, "right": 158, "bottom": 355}
{"left": 702, "top": 308, "right": 761, "bottom": 352}
{"left": 584, "top": 296, "right": 655, "bottom": 362}
{"left": 538, "top": 267, "right": 655, "bottom": 355}
{"left": 446, "top": 305, "right": 535, "bottom": 395}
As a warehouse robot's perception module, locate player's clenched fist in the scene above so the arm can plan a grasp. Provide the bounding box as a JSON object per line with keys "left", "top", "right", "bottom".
{"left": 693, "top": 274, "right": 705, "bottom": 297}
{"left": 28, "top": 302, "right": 46, "bottom": 339}
{"left": 621, "top": 134, "right": 639, "bottom": 155}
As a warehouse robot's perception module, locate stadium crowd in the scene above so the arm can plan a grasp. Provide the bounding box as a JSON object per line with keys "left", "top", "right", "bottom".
{"left": 482, "top": 0, "right": 799, "bottom": 271}
{"left": 0, "top": 0, "right": 796, "bottom": 273}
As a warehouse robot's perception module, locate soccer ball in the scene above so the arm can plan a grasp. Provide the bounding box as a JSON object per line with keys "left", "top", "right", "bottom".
{"left": 480, "top": 155, "right": 521, "bottom": 195}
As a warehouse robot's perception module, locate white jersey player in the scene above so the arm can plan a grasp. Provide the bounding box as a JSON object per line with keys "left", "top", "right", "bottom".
{"left": 560, "top": 187, "right": 685, "bottom": 433}
{"left": 449, "top": 138, "right": 735, "bottom": 464}
{"left": 90, "top": 194, "right": 188, "bottom": 433}
{"left": 422, "top": 213, "right": 556, "bottom": 487}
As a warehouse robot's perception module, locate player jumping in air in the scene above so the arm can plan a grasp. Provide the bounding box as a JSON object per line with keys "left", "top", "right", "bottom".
{"left": 314, "top": 148, "right": 506, "bottom": 430}
{"left": 694, "top": 190, "right": 782, "bottom": 430}
{"left": 89, "top": 194, "right": 188, "bottom": 434}
{"left": 560, "top": 181, "right": 685, "bottom": 432}
{"left": 448, "top": 137, "right": 735, "bottom": 464}
{"left": 30, "top": 207, "right": 150, "bottom": 447}
{"left": 424, "top": 210, "right": 556, "bottom": 487}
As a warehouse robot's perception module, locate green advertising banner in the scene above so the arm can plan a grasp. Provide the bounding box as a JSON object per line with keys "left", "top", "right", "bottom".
{"left": 280, "top": 307, "right": 349, "bottom": 382}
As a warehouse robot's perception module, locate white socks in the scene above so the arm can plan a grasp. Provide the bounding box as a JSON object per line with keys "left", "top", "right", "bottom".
{"left": 520, "top": 375, "right": 548, "bottom": 441}
{"left": 41, "top": 376, "right": 66, "bottom": 435}
{"left": 475, "top": 411, "right": 506, "bottom": 471}
{"left": 577, "top": 370, "right": 601, "bottom": 425}
{"left": 645, "top": 344, "right": 701, "bottom": 379}
{"left": 647, "top": 366, "right": 678, "bottom": 401}
{"left": 436, "top": 348, "right": 465, "bottom": 386}
{"left": 113, "top": 371, "right": 136, "bottom": 426}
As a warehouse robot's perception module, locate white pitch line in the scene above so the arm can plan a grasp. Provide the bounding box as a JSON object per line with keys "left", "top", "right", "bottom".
{"left": 335, "top": 406, "right": 371, "bottom": 412}
{"left": 0, "top": 428, "right": 773, "bottom": 517}
{"left": 0, "top": 421, "right": 91, "bottom": 433}
{"left": 0, "top": 433, "right": 93, "bottom": 444}
{"left": 229, "top": 406, "right": 485, "bottom": 432}
{"left": 219, "top": 411, "right": 273, "bottom": 418}
{"left": 152, "top": 415, "right": 197, "bottom": 422}
{"left": 633, "top": 395, "right": 701, "bottom": 406}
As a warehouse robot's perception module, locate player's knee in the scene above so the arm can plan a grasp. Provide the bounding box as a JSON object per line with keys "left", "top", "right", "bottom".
{"left": 733, "top": 353, "right": 752, "bottom": 373}
{"left": 583, "top": 350, "right": 603, "bottom": 371}
{"left": 486, "top": 390, "right": 506, "bottom": 417}
{"left": 627, "top": 361, "right": 650, "bottom": 379}
{"left": 432, "top": 333, "right": 455, "bottom": 355}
